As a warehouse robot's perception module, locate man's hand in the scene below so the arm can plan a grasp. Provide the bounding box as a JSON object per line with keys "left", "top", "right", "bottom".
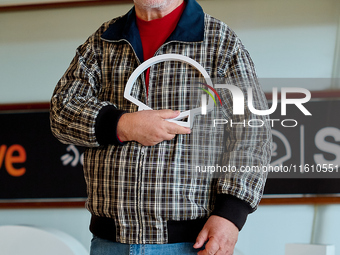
{"left": 194, "top": 215, "right": 239, "bottom": 255}
{"left": 117, "top": 109, "right": 191, "bottom": 146}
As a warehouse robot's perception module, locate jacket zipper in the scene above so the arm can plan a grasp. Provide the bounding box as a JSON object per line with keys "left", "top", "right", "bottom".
{"left": 137, "top": 147, "right": 146, "bottom": 243}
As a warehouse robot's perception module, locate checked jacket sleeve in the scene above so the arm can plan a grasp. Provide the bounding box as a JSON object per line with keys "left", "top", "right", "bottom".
{"left": 211, "top": 41, "right": 272, "bottom": 229}
{"left": 50, "top": 36, "right": 125, "bottom": 147}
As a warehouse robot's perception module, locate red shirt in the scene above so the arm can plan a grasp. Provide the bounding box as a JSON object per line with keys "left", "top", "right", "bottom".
{"left": 136, "top": 2, "right": 185, "bottom": 93}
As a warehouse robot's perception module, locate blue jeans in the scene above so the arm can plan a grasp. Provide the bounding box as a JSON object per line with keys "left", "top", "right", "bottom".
{"left": 90, "top": 236, "right": 204, "bottom": 255}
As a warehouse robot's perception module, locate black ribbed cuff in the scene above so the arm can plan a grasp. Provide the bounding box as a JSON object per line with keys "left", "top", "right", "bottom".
{"left": 95, "top": 105, "right": 126, "bottom": 146}
{"left": 211, "top": 194, "right": 253, "bottom": 231}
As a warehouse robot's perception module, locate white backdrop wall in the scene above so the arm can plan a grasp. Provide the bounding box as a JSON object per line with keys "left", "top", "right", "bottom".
{"left": 1, "top": 0, "right": 339, "bottom": 103}
{"left": 1, "top": 0, "right": 339, "bottom": 254}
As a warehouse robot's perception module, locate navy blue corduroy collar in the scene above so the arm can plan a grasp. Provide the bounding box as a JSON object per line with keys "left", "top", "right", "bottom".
{"left": 101, "top": 0, "right": 204, "bottom": 62}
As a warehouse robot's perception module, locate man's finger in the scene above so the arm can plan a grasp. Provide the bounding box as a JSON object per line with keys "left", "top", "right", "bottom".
{"left": 193, "top": 228, "right": 208, "bottom": 249}
{"left": 163, "top": 133, "right": 176, "bottom": 141}
{"left": 157, "top": 109, "right": 181, "bottom": 120}
{"left": 197, "top": 238, "right": 219, "bottom": 255}
{"left": 166, "top": 122, "right": 191, "bottom": 135}
{"left": 155, "top": 110, "right": 191, "bottom": 135}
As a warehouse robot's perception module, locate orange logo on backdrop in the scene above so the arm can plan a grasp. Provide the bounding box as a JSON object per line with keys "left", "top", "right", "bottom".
{"left": 0, "top": 144, "right": 26, "bottom": 177}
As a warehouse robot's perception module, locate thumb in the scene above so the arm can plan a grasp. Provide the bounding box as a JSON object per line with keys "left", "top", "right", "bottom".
{"left": 158, "top": 109, "right": 180, "bottom": 120}
{"left": 193, "top": 228, "right": 208, "bottom": 249}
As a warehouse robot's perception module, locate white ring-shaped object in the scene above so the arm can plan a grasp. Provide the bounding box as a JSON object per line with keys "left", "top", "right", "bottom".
{"left": 124, "top": 54, "right": 214, "bottom": 128}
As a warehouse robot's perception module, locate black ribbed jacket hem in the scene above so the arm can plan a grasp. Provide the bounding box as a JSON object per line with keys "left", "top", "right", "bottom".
{"left": 90, "top": 215, "right": 208, "bottom": 244}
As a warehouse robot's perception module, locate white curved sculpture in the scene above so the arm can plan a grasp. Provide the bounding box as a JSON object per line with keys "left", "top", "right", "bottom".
{"left": 0, "top": 225, "right": 88, "bottom": 255}
{"left": 124, "top": 54, "right": 214, "bottom": 128}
